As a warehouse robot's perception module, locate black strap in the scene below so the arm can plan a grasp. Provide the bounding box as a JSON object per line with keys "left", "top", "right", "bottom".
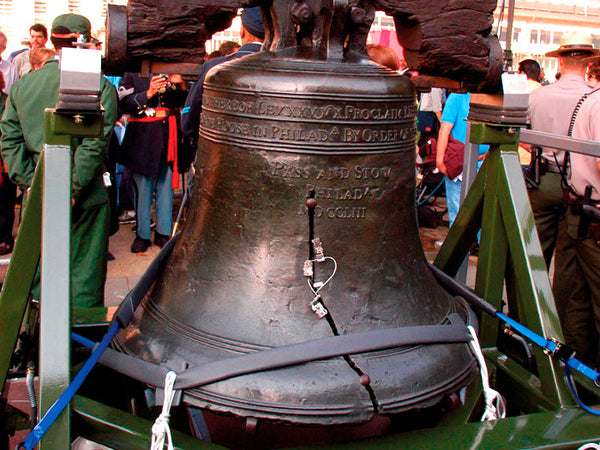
{"left": 560, "top": 87, "right": 600, "bottom": 194}
{"left": 99, "top": 314, "right": 471, "bottom": 391}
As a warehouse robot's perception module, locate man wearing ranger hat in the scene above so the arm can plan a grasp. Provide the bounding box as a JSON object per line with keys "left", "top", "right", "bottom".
{"left": 0, "top": 13, "right": 118, "bottom": 307}
{"left": 527, "top": 31, "right": 599, "bottom": 326}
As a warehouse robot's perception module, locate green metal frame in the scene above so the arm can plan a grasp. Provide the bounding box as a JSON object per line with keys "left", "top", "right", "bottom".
{"left": 0, "top": 160, "right": 43, "bottom": 393}
{"left": 72, "top": 395, "right": 220, "bottom": 449}
{"left": 434, "top": 121, "right": 576, "bottom": 411}
{"left": 0, "top": 108, "right": 105, "bottom": 449}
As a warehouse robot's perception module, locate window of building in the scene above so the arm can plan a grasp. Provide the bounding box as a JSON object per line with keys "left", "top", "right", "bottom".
{"left": 593, "top": 35, "right": 600, "bottom": 49}
{"left": 380, "top": 17, "right": 394, "bottom": 29}
{"left": 540, "top": 30, "right": 551, "bottom": 44}
{"left": 554, "top": 32, "right": 562, "bottom": 45}
{"left": 68, "top": 0, "right": 80, "bottom": 12}
{"left": 530, "top": 29, "right": 539, "bottom": 44}
{"left": 513, "top": 27, "right": 521, "bottom": 42}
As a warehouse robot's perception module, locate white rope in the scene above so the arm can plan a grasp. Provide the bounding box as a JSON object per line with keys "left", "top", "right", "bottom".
{"left": 150, "top": 371, "right": 178, "bottom": 450}
{"left": 467, "top": 325, "right": 506, "bottom": 421}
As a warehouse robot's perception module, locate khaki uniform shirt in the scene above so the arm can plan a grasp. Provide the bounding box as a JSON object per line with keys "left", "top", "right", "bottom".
{"left": 529, "top": 73, "right": 591, "bottom": 167}
{"left": 570, "top": 91, "right": 600, "bottom": 201}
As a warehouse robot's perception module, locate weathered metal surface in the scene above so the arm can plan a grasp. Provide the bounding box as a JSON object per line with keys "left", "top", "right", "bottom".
{"left": 114, "top": 26, "right": 477, "bottom": 442}
{"left": 377, "top": 0, "right": 502, "bottom": 90}
{"left": 105, "top": 0, "right": 502, "bottom": 91}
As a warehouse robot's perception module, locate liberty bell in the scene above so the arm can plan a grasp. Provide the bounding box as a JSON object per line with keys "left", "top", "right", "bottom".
{"left": 114, "top": 0, "right": 477, "bottom": 445}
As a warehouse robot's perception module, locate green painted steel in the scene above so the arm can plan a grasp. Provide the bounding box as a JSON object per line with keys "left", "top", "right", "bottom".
{"left": 72, "top": 395, "right": 222, "bottom": 449}
{"left": 0, "top": 158, "right": 43, "bottom": 393}
{"left": 48, "top": 111, "right": 104, "bottom": 142}
{"left": 435, "top": 121, "right": 574, "bottom": 411}
{"left": 320, "top": 407, "right": 600, "bottom": 449}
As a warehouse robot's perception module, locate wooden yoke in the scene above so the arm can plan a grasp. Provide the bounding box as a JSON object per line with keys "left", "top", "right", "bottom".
{"left": 105, "top": 0, "right": 502, "bottom": 92}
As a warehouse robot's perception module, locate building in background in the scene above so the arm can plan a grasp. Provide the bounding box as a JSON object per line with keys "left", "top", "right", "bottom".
{"left": 495, "top": 1, "right": 600, "bottom": 81}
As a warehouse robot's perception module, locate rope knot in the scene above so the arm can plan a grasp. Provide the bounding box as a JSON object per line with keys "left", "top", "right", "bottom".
{"left": 150, "top": 370, "right": 178, "bottom": 450}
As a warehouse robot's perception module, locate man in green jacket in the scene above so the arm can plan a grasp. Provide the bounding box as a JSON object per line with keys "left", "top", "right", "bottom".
{"left": 0, "top": 14, "right": 118, "bottom": 307}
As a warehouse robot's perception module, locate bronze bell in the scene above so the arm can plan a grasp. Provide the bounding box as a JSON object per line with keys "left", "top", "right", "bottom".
{"left": 114, "top": 0, "right": 477, "bottom": 444}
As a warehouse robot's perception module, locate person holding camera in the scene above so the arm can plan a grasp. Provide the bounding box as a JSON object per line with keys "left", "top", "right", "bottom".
{"left": 118, "top": 72, "right": 188, "bottom": 253}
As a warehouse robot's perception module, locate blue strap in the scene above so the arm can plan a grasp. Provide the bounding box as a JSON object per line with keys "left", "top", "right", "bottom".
{"left": 565, "top": 364, "right": 600, "bottom": 416}
{"left": 496, "top": 312, "right": 558, "bottom": 353}
{"left": 497, "top": 312, "right": 600, "bottom": 385}
{"left": 71, "top": 332, "right": 95, "bottom": 350}
{"left": 19, "top": 321, "right": 120, "bottom": 450}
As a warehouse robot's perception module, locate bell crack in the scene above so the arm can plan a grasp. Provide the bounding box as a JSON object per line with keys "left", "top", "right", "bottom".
{"left": 305, "top": 191, "right": 380, "bottom": 414}
{"left": 322, "top": 303, "right": 380, "bottom": 415}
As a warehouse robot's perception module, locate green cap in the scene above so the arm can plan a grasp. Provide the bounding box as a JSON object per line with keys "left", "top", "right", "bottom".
{"left": 51, "top": 14, "right": 91, "bottom": 41}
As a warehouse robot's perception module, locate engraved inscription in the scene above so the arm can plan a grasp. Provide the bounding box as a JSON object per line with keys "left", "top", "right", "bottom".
{"left": 298, "top": 205, "right": 368, "bottom": 219}
{"left": 203, "top": 96, "right": 417, "bottom": 122}
{"left": 271, "top": 162, "right": 310, "bottom": 179}
{"left": 271, "top": 126, "right": 340, "bottom": 142}
{"left": 202, "top": 112, "right": 415, "bottom": 145}
{"left": 268, "top": 162, "right": 394, "bottom": 220}
{"left": 269, "top": 164, "right": 392, "bottom": 182}
{"left": 306, "top": 184, "right": 383, "bottom": 201}
{"left": 201, "top": 115, "right": 268, "bottom": 138}
{"left": 317, "top": 206, "right": 367, "bottom": 219}
{"left": 342, "top": 128, "right": 411, "bottom": 143}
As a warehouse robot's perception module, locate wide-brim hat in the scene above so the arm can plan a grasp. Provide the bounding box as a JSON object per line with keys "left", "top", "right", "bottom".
{"left": 51, "top": 14, "right": 91, "bottom": 41}
{"left": 583, "top": 54, "right": 600, "bottom": 64}
{"left": 546, "top": 31, "right": 599, "bottom": 57}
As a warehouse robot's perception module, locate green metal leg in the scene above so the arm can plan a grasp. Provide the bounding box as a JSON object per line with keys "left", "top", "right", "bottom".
{"left": 72, "top": 396, "right": 221, "bottom": 449}
{"left": 434, "top": 122, "right": 575, "bottom": 411}
{"left": 0, "top": 159, "right": 43, "bottom": 393}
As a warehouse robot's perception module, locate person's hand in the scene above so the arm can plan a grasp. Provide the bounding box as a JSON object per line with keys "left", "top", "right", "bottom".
{"left": 169, "top": 74, "right": 184, "bottom": 87}
{"left": 436, "top": 161, "right": 447, "bottom": 175}
{"left": 147, "top": 75, "right": 168, "bottom": 98}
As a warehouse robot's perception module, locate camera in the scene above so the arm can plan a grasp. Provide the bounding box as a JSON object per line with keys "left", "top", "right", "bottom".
{"left": 158, "top": 74, "right": 172, "bottom": 93}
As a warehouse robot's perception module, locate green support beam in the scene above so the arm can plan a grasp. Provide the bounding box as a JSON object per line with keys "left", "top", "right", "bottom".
{"left": 434, "top": 121, "right": 574, "bottom": 411}
{"left": 0, "top": 159, "right": 43, "bottom": 392}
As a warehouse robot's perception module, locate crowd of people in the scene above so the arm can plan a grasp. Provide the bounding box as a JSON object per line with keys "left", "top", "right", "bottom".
{"left": 0, "top": 8, "right": 598, "bottom": 369}
{"left": 0, "top": 9, "right": 265, "bottom": 307}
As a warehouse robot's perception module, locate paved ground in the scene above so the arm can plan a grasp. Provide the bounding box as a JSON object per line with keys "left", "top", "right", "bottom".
{"left": 104, "top": 221, "right": 163, "bottom": 307}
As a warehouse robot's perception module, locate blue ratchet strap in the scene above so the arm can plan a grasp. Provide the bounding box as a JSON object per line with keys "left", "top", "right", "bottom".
{"left": 71, "top": 332, "right": 96, "bottom": 349}
{"left": 497, "top": 312, "right": 600, "bottom": 385}
{"left": 430, "top": 264, "right": 600, "bottom": 411}
{"left": 19, "top": 321, "right": 121, "bottom": 450}
{"left": 565, "top": 365, "right": 600, "bottom": 416}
